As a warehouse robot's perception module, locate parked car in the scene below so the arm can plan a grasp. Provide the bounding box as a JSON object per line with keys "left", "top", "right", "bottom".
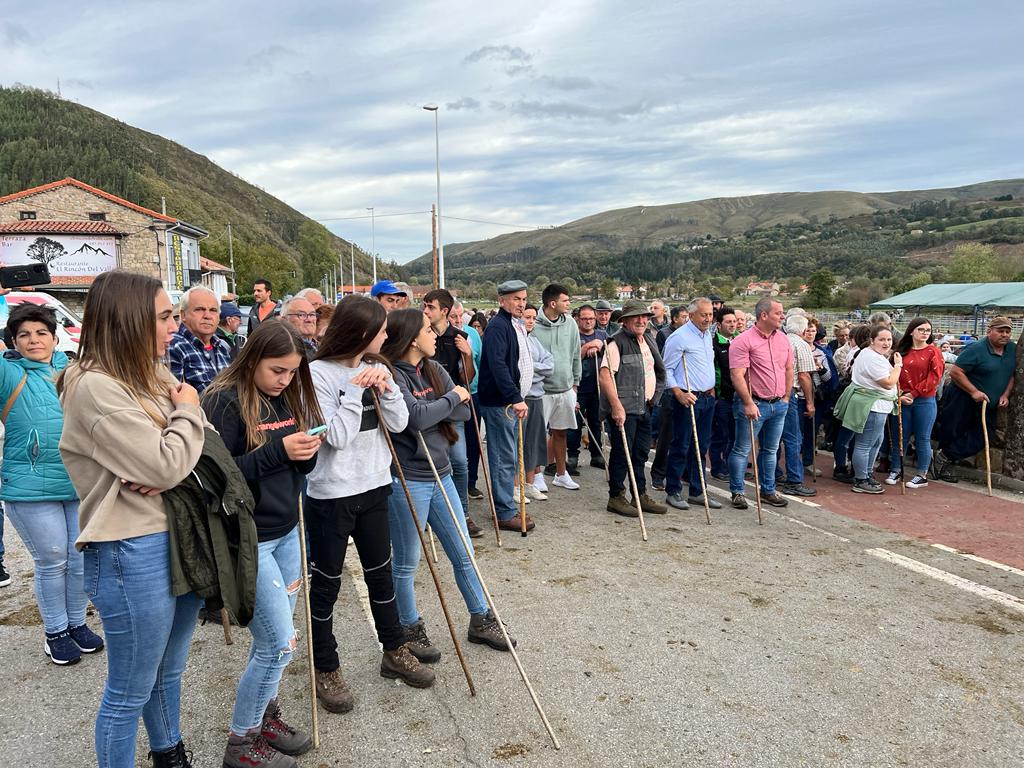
{"left": 4, "top": 291, "right": 82, "bottom": 357}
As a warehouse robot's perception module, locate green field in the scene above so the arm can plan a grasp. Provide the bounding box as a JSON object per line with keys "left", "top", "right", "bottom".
{"left": 943, "top": 216, "right": 1024, "bottom": 233}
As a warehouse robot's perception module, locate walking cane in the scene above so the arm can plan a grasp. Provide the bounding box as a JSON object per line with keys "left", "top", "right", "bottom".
{"left": 370, "top": 390, "right": 476, "bottom": 695}
{"left": 296, "top": 494, "right": 320, "bottom": 748}
{"left": 576, "top": 404, "right": 610, "bottom": 481}
{"left": 681, "top": 354, "right": 712, "bottom": 525}
{"left": 618, "top": 422, "right": 648, "bottom": 541}
{"left": 503, "top": 405, "right": 529, "bottom": 537}
{"left": 415, "top": 432, "right": 562, "bottom": 750}
{"left": 748, "top": 417, "right": 763, "bottom": 526}
{"left": 462, "top": 352, "right": 502, "bottom": 547}
{"left": 981, "top": 401, "right": 993, "bottom": 497}
{"left": 896, "top": 392, "right": 906, "bottom": 495}
{"left": 427, "top": 527, "right": 440, "bottom": 564}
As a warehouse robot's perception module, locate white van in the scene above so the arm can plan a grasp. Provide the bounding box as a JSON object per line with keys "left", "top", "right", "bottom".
{"left": 4, "top": 291, "right": 82, "bottom": 358}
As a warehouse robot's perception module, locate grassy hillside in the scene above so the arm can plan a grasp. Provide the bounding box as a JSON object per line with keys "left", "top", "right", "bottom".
{"left": 0, "top": 85, "right": 377, "bottom": 294}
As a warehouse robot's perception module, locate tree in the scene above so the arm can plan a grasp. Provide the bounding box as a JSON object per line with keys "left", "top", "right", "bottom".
{"left": 599, "top": 278, "right": 618, "bottom": 299}
{"left": 298, "top": 221, "right": 337, "bottom": 289}
{"left": 806, "top": 269, "right": 835, "bottom": 308}
{"left": 233, "top": 242, "right": 300, "bottom": 298}
{"left": 26, "top": 236, "right": 66, "bottom": 266}
{"left": 946, "top": 243, "right": 999, "bottom": 283}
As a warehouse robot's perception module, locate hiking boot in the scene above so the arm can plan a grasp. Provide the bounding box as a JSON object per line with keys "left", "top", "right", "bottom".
{"left": 150, "top": 741, "right": 194, "bottom": 768}
{"left": 710, "top": 472, "right": 729, "bottom": 481}
{"left": 465, "top": 516, "right": 484, "bottom": 539}
{"left": 44, "top": 629, "right": 81, "bottom": 666}
{"left": 906, "top": 474, "right": 929, "bottom": 489}
{"left": 731, "top": 493, "right": 749, "bottom": 510}
{"left": 833, "top": 466, "right": 854, "bottom": 483}
{"left": 468, "top": 610, "right": 517, "bottom": 651}
{"left": 261, "top": 699, "right": 312, "bottom": 757}
{"left": 639, "top": 493, "right": 667, "bottom": 515}
{"left": 651, "top": 476, "right": 665, "bottom": 491}
{"left": 380, "top": 645, "right": 436, "bottom": 688}
{"left": 884, "top": 470, "right": 902, "bottom": 486}
{"left": 0, "top": 560, "right": 10, "bottom": 587}
{"left": 590, "top": 455, "right": 606, "bottom": 469}
{"left": 607, "top": 494, "right": 639, "bottom": 518}
{"left": 498, "top": 514, "right": 535, "bottom": 532}
{"left": 665, "top": 493, "right": 689, "bottom": 510}
{"left": 402, "top": 620, "right": 441, "bottom": 664}
{"left": 760, "top": 492, "right": 789, "bottom": 507}
{"left": 467, "top": 486, "right": 484, "bottom": 500}
{"left": 781, "top": 483, "right": 817, "bottom": 497}
{"left": 223, "top": 731, "right": 295, "bottom": 768}
{"left": 687, "top": 494, "right": 723, "bottom": 509}
{"left": 852, "top": 478, "right": 884, "bottom": 494}
{"left": 69, "top": 623, "right": 104, "bottom": 653}
{"left": 315, "top": 668, "right": 354, "bottom": 713}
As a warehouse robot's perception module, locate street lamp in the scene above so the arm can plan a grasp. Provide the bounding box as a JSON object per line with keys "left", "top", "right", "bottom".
{"left": 366, "top": 207, "right": 376, "bottom": 284}
{"left": 423, "top": 104, "right": 444, "bottom": 288}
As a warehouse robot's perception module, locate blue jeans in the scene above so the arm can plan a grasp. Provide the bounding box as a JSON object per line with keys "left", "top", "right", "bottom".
{"left": 231, "top": 527, "right": 300, "bottom": 734}
{"left": 481, "top": 406, "right": 518, "bottom": 521}
{"left": 0, "top": 501, "right": 5, "bottom": 559}
{"left": 890, "top": 396, "right": 937, "bottom": 475}
{"left": 450, "top": 422, "right": 469, "bottom": 514}
{"left": 388, "top": 473, "right": 487, "bottom": 625}
{"left": 729, "top": 399, "right": 788, "bottom": 495}
{"left": 708, "top": 398, "right": 735, "bottom": 476}
{"left": 834, "top": 427, "right": 856, "bottom": 469}
{"left": 665, "top": 394, "right": 714, "bottom": 497}
{"left": 83, "top": 532, "right": 203, "bottom": 767}
{"left": 4, "top": 500, "right": 85, "bottom": 634}
{"left": 776, "top": 396, "right": 806, "bottom": 485}
{"left": 466, "top": 394, "right": 482, "bottom": 489}
{"left": 852, "top": 411, "right": 888, "bottom": 480}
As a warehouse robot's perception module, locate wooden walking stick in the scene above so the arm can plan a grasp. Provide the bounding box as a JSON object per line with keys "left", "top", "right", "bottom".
{"left": 218, "top": 608, "right": 234, "bottom": 645}
{"left": 296, "top": 494, "right": 320, "bottom": 748}
{"left": 748, "top": 417, "right": 763, "bottom": 526}
{"left": 427, "top": 526, "right": 440, "bottom": 564}
{"left": 370, "top": 390, "right": 476, "bottom": 695}
{"left": 576, "top": 404, "right": 610, "bottom": 480}
{"left": 618, "top": 422, "right": 648, "bottom": 541}
{"left": 896, "top": 393, "right": 906, "bottom": 495}
{"left": 415, "top": 432, "right": 562, "bottom": 750}
{"left": 504, "top": 405, "right": 528, "bottom": 537}
{"left": 981, "top": 401, "right": 993, "bottom": 497}
{"left": 681, "top": 354, "right": 712, "bottom": 525}
{"left": 462, "top": 352, "right": 503, "bottom": 547}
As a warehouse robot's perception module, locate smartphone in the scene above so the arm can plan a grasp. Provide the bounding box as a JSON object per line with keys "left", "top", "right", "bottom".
{"left": 306, "top": 425, "right": 328, "bottom": 437}
{"left": 0, "top": 262, "right": 50, "bottom": 289}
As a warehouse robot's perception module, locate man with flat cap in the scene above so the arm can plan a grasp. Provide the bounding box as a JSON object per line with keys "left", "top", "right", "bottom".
{"left": 371, "top": 279, "right": 408, "bottom": 312}
{"left": 594, "top": 299, "right": 620, "bottom": 336}
{"left": 478, "top": 279, "right": 535, "bottom": 532}
{"left": 934, "top": 316, "right": 1017, "bottom": 483}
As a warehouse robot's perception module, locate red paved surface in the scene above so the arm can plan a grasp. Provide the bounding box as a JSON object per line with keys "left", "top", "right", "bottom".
{"left": 801, "top": 455, "right": 1024, "bottom": 570}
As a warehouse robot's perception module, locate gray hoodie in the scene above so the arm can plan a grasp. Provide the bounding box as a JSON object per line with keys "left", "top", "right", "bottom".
{"left": 531, "top": 311, "right": 581, "bottom": 394}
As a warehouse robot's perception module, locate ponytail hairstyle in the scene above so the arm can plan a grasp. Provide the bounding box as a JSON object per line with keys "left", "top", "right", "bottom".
{"left": 315, "top": 295, "right": 390, "bottom": 371}
{"left": 379, "top": 308, "right": 457, "bottom": 445}
{"left": 896, "top": 317, "right": 933, "bottom": 356}
{"left": 203, "top": 320, "right": 323, "bottom": 451}
{"left": 848, "top": 324, "right": 874, "bottom": 366}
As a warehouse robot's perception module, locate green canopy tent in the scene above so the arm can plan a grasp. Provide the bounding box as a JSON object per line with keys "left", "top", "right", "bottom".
{"left": 871, "top": 282, "right": 1024, "bottom": 334}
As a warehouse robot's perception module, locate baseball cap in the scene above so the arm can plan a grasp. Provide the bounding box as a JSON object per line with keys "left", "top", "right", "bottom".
{"left": 220, "top": 302, "right": 242, "bottom": 321}
{"left": 371, "top": 280, "right": 406, "bottom": 297}
{"left": 988, "top": 316, "right": 1013, "bottom": 330}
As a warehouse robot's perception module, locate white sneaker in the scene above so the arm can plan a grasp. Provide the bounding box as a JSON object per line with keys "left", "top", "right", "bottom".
{"left": 512, "top": 488, "right": 532, "bottom": 504}
{"left": 524, "top": 484, "right": 547, "bottom": 501}
{"left": 533, "top": 475, "right": 548, "bottom": 493}
{"left": 884, "top": 471, "right": 902, "bottom": 486}
{"left": 553, "top": 473, "right": 580, "bottom": 490}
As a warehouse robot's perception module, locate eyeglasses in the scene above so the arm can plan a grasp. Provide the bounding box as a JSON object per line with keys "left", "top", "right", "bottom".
{"left": 915, "top": 327, "right": 932, "bottom": 333}
{"left": 288, "top": 312, "right": 317, "bottom": 320}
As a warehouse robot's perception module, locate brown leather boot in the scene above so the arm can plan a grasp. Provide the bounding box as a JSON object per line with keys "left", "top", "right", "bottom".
{"left": 380, "top": 645, "right": 436, "bottom": 688}
{"left": 315, "top": 668, "right": 354, "bottom": 713}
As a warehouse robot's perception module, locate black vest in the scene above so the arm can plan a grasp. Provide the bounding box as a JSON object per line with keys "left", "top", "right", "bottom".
{"left": 600, "top": 329, "right": 666, "bottom": 418}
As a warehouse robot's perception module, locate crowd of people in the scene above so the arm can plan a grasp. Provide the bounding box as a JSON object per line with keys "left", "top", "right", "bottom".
{"left": 0, "top": 270, "right": 1015, "bottom": 767}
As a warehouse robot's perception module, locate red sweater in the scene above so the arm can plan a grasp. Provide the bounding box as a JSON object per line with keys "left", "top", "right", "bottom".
{"left": 899, "top": 345, "right": 945, "bottom": 398}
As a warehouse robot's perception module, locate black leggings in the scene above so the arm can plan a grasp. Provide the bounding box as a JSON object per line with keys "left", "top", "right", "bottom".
{"left": 306, "top": 485, "right": 403, "bottom": 673}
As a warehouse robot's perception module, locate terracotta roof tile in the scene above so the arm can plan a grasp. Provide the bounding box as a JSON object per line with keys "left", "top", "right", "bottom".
{"left": 0, "top": 220, "right": 121, "bottom": 235}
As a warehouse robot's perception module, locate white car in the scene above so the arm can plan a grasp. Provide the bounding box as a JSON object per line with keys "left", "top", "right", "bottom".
{"left": 4, "top": 291, "right": 82, "bottom": 358}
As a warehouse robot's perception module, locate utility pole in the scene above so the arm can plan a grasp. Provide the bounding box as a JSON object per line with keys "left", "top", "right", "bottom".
{"left": 227, "top": 222, "right": 236, "bottom": 295}
{"left": 350, "top": 242, "right": 356, "bottom": 296}
{"left": 367, "top": 207, "right": 376, "bottom": 284}
{"left": 431, "top": 204, "right": 439, "bottom": 290}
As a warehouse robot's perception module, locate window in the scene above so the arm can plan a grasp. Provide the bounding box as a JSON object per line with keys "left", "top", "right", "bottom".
{"left": 89, "top": 212, "right": 107, "bottom": 221}
{"left": 19, "top": 211, "right": 36, "bottom": 220}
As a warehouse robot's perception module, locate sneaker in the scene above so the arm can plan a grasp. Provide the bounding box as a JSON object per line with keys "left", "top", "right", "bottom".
{"left": 804, "top": 465, "right": 823, "bottom": 477}
{"left": 44, "top": 629, "right": 81, "bottom": 665}
{"left": 524, "top": 484, "right": 547, "bottom": 501}
{"left": 781, "top": 483, "right": 817, "bottom": 497}
{"left": 468, "top": 610, "right": 517, "bottom": 651}
{"left": 224, "top": 731, "right": 295, "bottom": 768}
{"left": 315, "top": 668, "right": 354, "bottom": 713}
{"left": 884, "top": 471, "right": 902, "bottom": 486}
{"left": 261, "top": 699, "right": 313, "bottom": 757}
{"left": 467, "top": 486, "right": 484, "bottom": 500}
{"left": 833, "top": 466, "right": 854, "bottom": 483}
{"left": 607, "top": 494, "right": 639, "bottom": 518}
{"left": 687, "top": 494, "right": 723, "bottom": 510}
{"left": 852, "top": 478, "right": 884, "bottom": 494}
{"left": 532, "top": 475, "right": 548, "bottom": 493}
{"left": 710, "top": 472, "right": 729, "bottom": 481}
{"left": 402, "top": 620, "right": 441, "bottom": 664}
{"left": 639, "top": 493, "right": 668, "bottom": 515}
{"left": 651, "top": 477, "right": 666, "bottom": 491}
{"left": 511, "top": 487, "right": 531, "bottom": 504}
{"left": 907, "top": 474, "right": 929, "bottom": 489}
{"left": 69, "top": 623, "right": 104, "bottom": 653}
{"left": 731, "top": 493, "right": 749, "bottom": 510}
{"left": 552, "top": 473, "right": 580, "bottom": 490}
{"left": 590, "top": 455, "right": 606, "bottom": 469}
{"left": 546, "top": 462, "right": 579, "bottom": 477}
{"left": 465, "top": 516, "right": 484, "bottom": 539}
{"left": 0, "top": 560, "right": 10, "bottom": 587}
{"left": 665, "top": 493, "right": 689, "bottom": 510}
{"left": 381, "top": 645, "right": 436, "bottom": 688}
{"left": 760, "top": 492, "right": 789, "bottom": 507}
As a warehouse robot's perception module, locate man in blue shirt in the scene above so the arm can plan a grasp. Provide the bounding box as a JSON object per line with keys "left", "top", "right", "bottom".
{"left": 661, "top": 298, "right": 722, "bottom": 510}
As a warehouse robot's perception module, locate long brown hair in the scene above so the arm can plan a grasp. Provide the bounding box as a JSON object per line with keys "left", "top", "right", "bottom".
{"left": 380, "top": 308, "right": 457, "bottom": 445}
{"left": 315, "top": 295, "right": 389, "bottom": 369}
{"left": 58, "top": 270, "right": 168, "bottom": 403}
{"left": 203, "top": 320, "right": 323, "bottom": 450}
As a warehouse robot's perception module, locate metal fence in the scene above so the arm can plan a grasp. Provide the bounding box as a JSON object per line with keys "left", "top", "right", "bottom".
{"left": 812, "top": 311, "right": 1023, "bottom": 337}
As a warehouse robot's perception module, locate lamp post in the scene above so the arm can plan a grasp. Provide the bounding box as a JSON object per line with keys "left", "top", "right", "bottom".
{"left": 422, "top": 104, "right": 444, "bottom": 288}
{"left": 366, "top": 207, "right": 376, "bottom": 284}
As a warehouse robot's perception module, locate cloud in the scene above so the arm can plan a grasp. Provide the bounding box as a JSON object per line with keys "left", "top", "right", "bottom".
{"left": 64, "top": 78, "right": 94, "bottom": 90}
{"left": 245, "top": 45, "right": 300, "bottom": 74}
{"left": 508, "top": 99, "right": 651, "bottom": 122}
{"left": 540, "top": 75, "right": 595, "bottom": 91}
{"left": 464, "top": 44, "right": 534, "bottom": 76}
{"left": 446, "top": 96, "right": 481, "bottom": 111}
{"left": 1, "top": 22, "right": 30, "bottom": 47}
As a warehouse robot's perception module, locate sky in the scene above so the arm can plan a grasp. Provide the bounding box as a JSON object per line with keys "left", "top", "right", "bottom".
{"left": 3, "top": 0, "right": 1023, "bottom": 263}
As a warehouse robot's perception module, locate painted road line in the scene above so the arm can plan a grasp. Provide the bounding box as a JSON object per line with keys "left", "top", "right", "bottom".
{"left": 931, "top": 543, "right": 1024, "bottom": 578}
{"left": 702, "top": 484, "right": 851, "bottom": 541}
{"left": 866, "top": 548, "right": 1024, "bottom": 616}
{"left": 644, "top": 460, "right": 823, "bottom": 509}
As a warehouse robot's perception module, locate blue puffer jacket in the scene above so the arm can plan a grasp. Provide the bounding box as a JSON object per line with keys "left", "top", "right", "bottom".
{"left": 0, "top": 350, "right": 77, "bottom": 502}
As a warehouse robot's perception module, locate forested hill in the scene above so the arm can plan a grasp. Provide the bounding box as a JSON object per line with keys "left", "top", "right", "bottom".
{"left": 0, "top": 85, "right": 375, "bottom": 294}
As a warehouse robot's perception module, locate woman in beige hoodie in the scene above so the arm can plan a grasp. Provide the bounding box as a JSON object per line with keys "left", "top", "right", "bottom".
{"left": 59, "top": 270, "right": 207, "bottom": 768}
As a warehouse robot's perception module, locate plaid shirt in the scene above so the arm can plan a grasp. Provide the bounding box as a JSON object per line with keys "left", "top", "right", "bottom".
{"left": 168, "top": 324, "right": 232, "bottom": 393}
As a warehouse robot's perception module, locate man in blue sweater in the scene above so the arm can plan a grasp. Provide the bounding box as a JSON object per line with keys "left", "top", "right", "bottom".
{"left": 478, "top": 280, "right": 535, "bottom": 532}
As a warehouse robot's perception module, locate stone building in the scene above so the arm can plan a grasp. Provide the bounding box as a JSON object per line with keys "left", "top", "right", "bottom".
{"left": 0, "top": 177, "right": 213, "bottom": 311}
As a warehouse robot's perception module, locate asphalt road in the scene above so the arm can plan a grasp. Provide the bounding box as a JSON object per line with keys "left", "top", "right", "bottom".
{"left": 1, "top": 461, "right": 1021, "bottom": 767}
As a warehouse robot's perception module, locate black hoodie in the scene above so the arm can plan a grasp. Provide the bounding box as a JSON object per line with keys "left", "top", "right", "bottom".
{"left": 202, "top": 387, "right": 317, "bottom": 541}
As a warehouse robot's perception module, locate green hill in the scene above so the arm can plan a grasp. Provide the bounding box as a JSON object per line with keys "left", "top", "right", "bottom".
{"left": 0, "top": 85, "right": 378, "bottom": 295}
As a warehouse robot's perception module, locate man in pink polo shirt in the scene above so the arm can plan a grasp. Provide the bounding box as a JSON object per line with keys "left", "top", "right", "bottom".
{"left": 727, "top": 297, "right": 794, "bottom": 509}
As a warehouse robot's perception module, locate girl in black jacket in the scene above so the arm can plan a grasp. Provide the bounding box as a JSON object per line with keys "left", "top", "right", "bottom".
{"left": 202, "top": 321, "right": 323, "bottom": 768}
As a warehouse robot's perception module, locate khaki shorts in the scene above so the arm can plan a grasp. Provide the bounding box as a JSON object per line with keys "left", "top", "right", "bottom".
{"left": 542, "top": 389, "right": 577, "bottom": 431}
